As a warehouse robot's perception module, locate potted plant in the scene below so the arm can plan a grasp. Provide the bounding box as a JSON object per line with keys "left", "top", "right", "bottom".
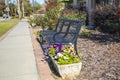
{"left": 46, "top": 43, "right": 82, "bottom": 79}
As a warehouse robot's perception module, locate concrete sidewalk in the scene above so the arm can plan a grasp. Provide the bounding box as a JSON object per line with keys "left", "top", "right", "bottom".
{"left": 0, "top": 19, "right": 39, "bottom": 80}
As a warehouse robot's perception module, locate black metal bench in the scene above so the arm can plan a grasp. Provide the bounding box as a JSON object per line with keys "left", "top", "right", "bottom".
{"left": 40, "top": 18, "right": 84, "bottom": 54}
{"left": 40, "top": 18, "right": 65, "bottom": 37}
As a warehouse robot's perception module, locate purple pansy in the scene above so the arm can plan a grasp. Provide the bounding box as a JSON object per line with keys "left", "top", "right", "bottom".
{"left": 46, "top": 45, "right": 50, "bottom": 50}
{"left": 53, "top": 43, "right": 63, "bottom": 54}
{"left": 53, "top": 44, "right": 58, "bottom": 48}
{"left": 57, "top": 43, "right": 62, "bottom": 52}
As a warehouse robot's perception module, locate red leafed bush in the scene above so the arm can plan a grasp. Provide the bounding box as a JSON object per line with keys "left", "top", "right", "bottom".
{"left": 93, "top": 5, "right": 120, "bottom": 34}
{"left": 115, "top": 13, "right": 120, "bottom": 18}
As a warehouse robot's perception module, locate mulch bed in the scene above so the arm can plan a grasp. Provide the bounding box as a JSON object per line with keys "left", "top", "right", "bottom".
{"left": 75, "top": 31, "right": 120, "bottom": 80}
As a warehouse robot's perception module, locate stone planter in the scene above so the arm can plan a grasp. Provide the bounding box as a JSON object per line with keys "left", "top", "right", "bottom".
{"left": 50, "top": 56, "right": 82, "bottom": 79}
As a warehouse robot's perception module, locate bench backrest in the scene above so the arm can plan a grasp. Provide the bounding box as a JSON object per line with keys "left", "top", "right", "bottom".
{"left": 54, "top": 18, "right": 84, "bottom": 43}
{"left": 54, "top": 18, "right": 83, "bottom": 32}
{"left": 54, "top": 18, "right": 64, "bottom": 32}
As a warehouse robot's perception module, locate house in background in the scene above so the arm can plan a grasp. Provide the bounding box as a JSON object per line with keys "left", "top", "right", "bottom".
{"left": 62, "top": 0, "right": 86, "bottom": 11}
{"left": 61, "top": 0, "right": 120, "bottom": 29}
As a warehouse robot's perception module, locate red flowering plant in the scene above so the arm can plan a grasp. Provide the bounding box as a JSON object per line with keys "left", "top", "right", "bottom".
{"left": 46, "top": 43, "right": 82, "bottom": 65}
{"left": 93, "top": 5, "right": 120, "bottom": 33}
{"left": 116, "top": 13, "right": 120, "bottom": 18}
{"left": 115, "top": 13, "right": 120, "bottom": 36}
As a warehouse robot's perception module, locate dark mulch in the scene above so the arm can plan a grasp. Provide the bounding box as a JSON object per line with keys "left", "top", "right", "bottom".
{"left": 75, "top": 31, "right": 120, "bottom": 80}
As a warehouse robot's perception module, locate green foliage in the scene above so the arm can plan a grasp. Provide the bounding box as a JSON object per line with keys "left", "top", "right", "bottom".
{"left": 28, "top": 16, "right": 36, "bottom": 27}
{"left": 36, "top": 0, "right": 64, "bottom": 30}
{"left": 24, "top": 0, "right": 33, "bottom": 16}
{"left": 34, "top": 0, "right": 86, "bottom": 30}
{"left": 80, "top": 28, "right": 92, "bottom": 38}
{"left": 60, "top": 9, "right": 86, "bottom": 20}
{"left": 38, "top": 8, "right": 86, "bottom": 30}
{"left": 93, "top": 5, "right": 120, "bottom": 33}
{"left": 57, "top": 52, "right": 81, "bottom": 65}
{"left": 9, "top": 3, "right": 17, "bottom": 16}
{"left": 28, "top": 15, "right": 44, "bottom": 27}
{"left": 0, "top": 19, "right": 18, "bottom": 37}
{"left": 0, "top": 1, "right": 5, "bottom": 16}
{"left": 60, "top": 0, "right": 73, "bottom": 3}
{"left": 34, "top": 30, "right": 42, "bottom": 38}
{"left": 34, "top": 16, "right": 42, "bottom": 26}
{"left": 48, "top": 47, "right": 56, "bottom": 56}
{"left": 43, "top": 7, "right": 60, "bottom": 30}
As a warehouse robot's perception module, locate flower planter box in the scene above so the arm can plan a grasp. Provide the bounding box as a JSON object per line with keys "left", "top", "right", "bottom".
{"left": 50, "top": 56, "right": 82, "bottom": 79}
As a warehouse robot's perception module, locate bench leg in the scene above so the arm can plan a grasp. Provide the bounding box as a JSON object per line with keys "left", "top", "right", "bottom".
{"left": 74, "top": 43, "right": 78, "bottom": 55}
{"left": 40, "top": 36, "right": 43, "bottom": 44}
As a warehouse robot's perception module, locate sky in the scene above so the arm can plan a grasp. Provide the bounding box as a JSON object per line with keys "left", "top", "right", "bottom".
{"left": 30, "top": 0, "right": 45, "bottom": 4}
{"left": 8, "top": 0, "right": 45, "bottom": 5}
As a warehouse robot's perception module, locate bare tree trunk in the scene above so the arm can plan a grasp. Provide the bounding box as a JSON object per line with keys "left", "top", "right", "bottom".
{"left": 17, "top": 0, "right": 21, "bottom": 19}
{"left": 32, "top": 0, "right": 35, "bottom": 13}
{"left": 22, "top": 0, "right": 24, "bottom": 17}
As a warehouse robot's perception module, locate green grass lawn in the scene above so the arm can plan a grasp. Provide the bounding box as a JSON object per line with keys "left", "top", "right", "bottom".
{"left": 0, "top": 19, "right": 19, "bottom": 37}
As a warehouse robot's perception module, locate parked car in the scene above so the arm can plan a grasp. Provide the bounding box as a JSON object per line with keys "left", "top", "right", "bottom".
{"left": 3, "top": 14, "right": 8, "bottom": 18}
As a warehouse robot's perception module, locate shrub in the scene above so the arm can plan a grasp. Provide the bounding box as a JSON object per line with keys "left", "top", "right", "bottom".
{"left": 34, "top": 0, "right": 86, "bottom": 30}
{"left": 28, "top": 16, "right": 35, "bottom": 26}
{"left": 60, "top": 9, "right": 86, "bottom": 21}
{"left": 33, "top": 16, "right": 41, "bottom": 26}
{"left": 93, "top": 5, "right": 120, "bottom": 33}
{"left": 34, "top": 30, "right": 42, "bottom": 38}
{"left": 80, "top": 28, "right": 92, "bottom": 38}
{"left": 37, "top": 0, "right": 64, "bottom": 30}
